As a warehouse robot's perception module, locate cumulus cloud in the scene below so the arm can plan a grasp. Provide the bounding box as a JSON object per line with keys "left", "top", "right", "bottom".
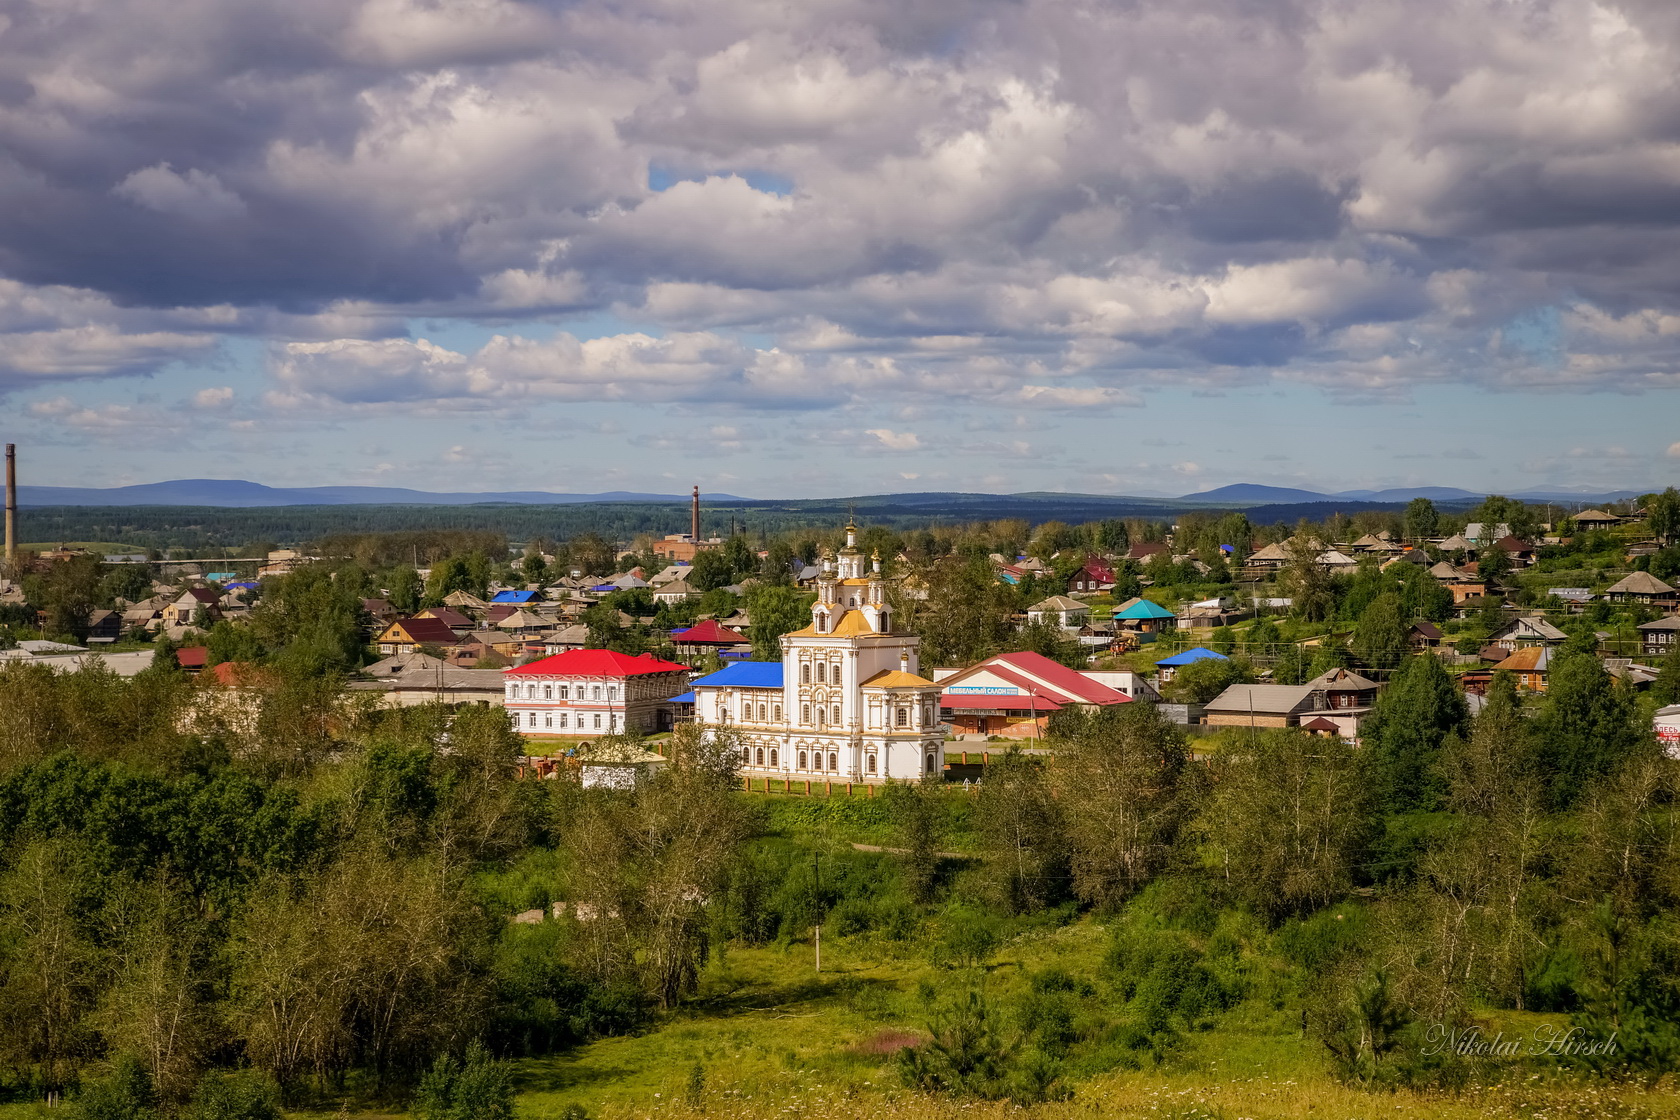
{"left": 7, "top": 0, "right": 1680, "bottom": 414}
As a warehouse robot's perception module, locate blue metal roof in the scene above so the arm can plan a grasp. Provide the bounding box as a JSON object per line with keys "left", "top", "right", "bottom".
{"left": 1116, "top": 599, "right": 1176, "bottom": 620}
{"left": 491, "top": 589, "right": 538, "bottom": 603}
{"left": 669, "top": 692, "right": 696, "bottom": 704}
{"left": 691, "top": 661, "right": 784, "bottom": 689}
{"left": 1156, "top": 647, "right": 1228, "bottom": 666}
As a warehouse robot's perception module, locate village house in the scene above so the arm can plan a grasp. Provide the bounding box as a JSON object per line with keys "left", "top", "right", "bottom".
{"left": 163, "top": 588, "right": 221, "bottom": 628}
{"left": 503, "top": 648, "right": 690, "bottom": 736}
{"left": 937, "top": 650, "right": 1131, "bottom": 740}
{"left": 1201, "top": 684, "right": 1320, "bottom": 729}
{"left": 1638, "top": 615, "right": 1680, "bottom": 660}
{"left": 1113, "top": 598, "right": 1177, "bottom": 634}
{"left": 1603, "top": 571, "right": 1678, "bottom": 608}
{"left": 1487, "top": 616, "right": 1568, "bottom": 650}
{"left": 1068, "top": 559, "right": 1116, "bottom": 594}
{"left": 653, "top": 578, "right": 698, "bottom": 605}
{"left": 1026, "top": 595, "right": 1091, "bottom": 631}
{"left": 1571, "top": 509, "right": 1623, "bottom": 532}
{"left": 1493, "top": 645, "right": 1555, "bottom": 692}
{"left": 374, "top": 616, "right": 461, "bottom": 655}
{"left": 1154, "top": 646, "right": 1227, "bottom": 684}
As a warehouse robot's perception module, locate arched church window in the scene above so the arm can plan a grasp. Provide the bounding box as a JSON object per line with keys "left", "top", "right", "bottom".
{"left": 770, "top": 749, "right": 779, "bottom": 767}
{"left": 866, "top": 754, "right": 877, "bottom": 774}
{"left": 828, "top": 752, "right": 838, "bottom": 771}
{"left": 802, "top": 664, "right": 810, "bottom": 684}
{"left": 799, "top": 751, "right": 808, "bottom": 770}
{"left": 832, "top": 705, "right": 841, "bottom": 725}
{"left": 816, "top": 663, "right": 826, "bottom": 683}
{"left": 755, "top": 747, "right": 764, "bottom": 765}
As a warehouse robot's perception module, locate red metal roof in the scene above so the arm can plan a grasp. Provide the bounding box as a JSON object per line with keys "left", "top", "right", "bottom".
{"left": 507, "top": 649, "right": 688, "bottom": 677}
{"left": 939, "top": 650, "right": 1130, "bottom": 708}
{"left": 991, "top": 651, "right": 1131, "bottom": 706}
{"left": 671, "top": 619, "right": 747, "bottom": 644}
{"left": 175, "top": 646, "right": 208, "bottom": 669}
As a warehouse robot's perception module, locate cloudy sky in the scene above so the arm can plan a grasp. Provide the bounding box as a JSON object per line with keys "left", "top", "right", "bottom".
{"left": 4, "top": 0, "right": 1680, "bottom": 498}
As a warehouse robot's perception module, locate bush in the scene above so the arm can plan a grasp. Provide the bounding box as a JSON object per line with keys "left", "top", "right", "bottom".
{"left": 934, "top": 905, "right": 999, "bottom": 969}
{"left": 413, "top": 1041, "right": 513, "bottom": 1120}
{"left": 72, "top": 1056, "right": 156, "bottom": 1120}
{"left": 182, "top": 1072, "right": 280, "bottom": 1120}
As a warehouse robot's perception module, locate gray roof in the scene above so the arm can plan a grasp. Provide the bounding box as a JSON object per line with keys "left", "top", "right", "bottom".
{"left": 1638, "top": 615, "right": 1680, "bottom": 631}
{"left": 1605, "top": 572, "right": 1675, "bottom": 596}
{"left": 1204, "top": 683, "right": 1317, "bottom": 715}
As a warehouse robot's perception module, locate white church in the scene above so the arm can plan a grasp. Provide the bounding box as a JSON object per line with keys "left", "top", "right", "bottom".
{"left": 688, "top": 522, "right": 945, "bottom": 783}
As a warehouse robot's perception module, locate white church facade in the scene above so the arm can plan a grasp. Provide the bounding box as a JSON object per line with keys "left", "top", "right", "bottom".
{"left": 689, "top": 523, "right": 945, "bottom": 783}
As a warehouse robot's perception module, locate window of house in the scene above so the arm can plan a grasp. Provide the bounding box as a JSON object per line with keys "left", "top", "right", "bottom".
{"left": 544, "top": 685, "right": 552, "bottom": 700}
{"left": 896, "top": 707, "right": 908, "bottom": 726}
{"left": 828, "top": 752, "right": 837, "bottom": 771}
{"left": 592, "top": 685, "right": 601, "bottom": 701}
{"left": 559, "top": 685, "right": 569, "bottom": 699}
{"left": 608, "top": 686, "right": 617, "bottom": 701}
{"left": 559, "top": 713, "right": 568, "bottom": 728}
{"left": 544, "top": 715, "right": 552, "bottom": 728}
{"left": 798, "top": 751, "right": 808, "bottom": 769}
{"left": 867, "top": 754, "right": 877, "bottom": 774}
{"left": 527, "top": 712, "right": 536, "bottom": 727}
{"left": 593, "top": 714, "right": 601, "bottom": 729}
{"left": 769, "top": 749, "right": 778, "bottom": 767}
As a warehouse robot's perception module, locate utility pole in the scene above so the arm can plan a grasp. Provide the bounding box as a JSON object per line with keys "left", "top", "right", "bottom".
{"left": 813, "top": 851, "right": 822, "bottom": 972}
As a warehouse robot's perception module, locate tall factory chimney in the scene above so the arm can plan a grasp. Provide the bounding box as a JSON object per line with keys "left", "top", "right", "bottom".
{"left": 4, "top": 444, "right": 15, "bottom": 573}
{"left": 691, "top": 485, "right": 700, "bottom": 542}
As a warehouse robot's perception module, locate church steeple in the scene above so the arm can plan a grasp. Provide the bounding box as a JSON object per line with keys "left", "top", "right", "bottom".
{"left": 837, "top": 519, "right": 865, "bottom": 580}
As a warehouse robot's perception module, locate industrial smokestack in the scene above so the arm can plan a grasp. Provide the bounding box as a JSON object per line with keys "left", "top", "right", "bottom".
{"left": 691, "top": 485, "right": 700, "bottom": 543}
{"left": 4, "top": 444, "right": 14, "bottom": 573}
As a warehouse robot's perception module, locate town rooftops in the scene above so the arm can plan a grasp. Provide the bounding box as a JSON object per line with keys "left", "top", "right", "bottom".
{"left": 1638, "top": 615, "right": 1680, "bottom": 632}
{"left": 1437, "top": 534, "right": 1473, "bottom": 551}
{"left": 507, "top": 649, "right": 688, "bottom": 677}
{"left": 691, "top": 660, "right": 785, "bottom": 689}
{"left": 490, "top": 589, "right": 539, "bottom": 604}
{"left": 1155, "top": 647, "right": 1228, "bottom": 667}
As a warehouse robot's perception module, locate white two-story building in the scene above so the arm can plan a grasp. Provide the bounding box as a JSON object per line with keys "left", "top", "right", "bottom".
{"left": 503, "top": 649, "right": 690, "bottom": 737}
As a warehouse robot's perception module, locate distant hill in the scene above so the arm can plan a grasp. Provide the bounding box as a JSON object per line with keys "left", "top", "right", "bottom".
{"left": 1178, "top": 484, "right": 1334, "bottom": 504}
{"left": 17, "top": 479, "right": 746, "bottom": 508}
